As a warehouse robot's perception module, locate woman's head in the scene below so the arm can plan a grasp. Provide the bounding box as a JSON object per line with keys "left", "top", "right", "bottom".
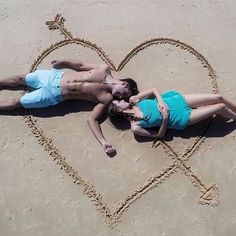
{"left": 107, "top": 100, "right": 132, "bottom": 116}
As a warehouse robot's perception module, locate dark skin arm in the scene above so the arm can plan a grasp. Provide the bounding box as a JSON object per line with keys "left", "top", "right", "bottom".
{"left": 87, "top": 103, "right": 116, "bottom": 157}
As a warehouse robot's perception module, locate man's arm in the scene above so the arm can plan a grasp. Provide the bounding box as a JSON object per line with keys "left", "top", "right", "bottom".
{"left": 52, "top": 60, "right": 111, "bottom": 83}
{"left": 87, "top": 103, "right": 116, "bottom": 157}
{"left": 51, "top": 59, "right": 109, "bottom": 72}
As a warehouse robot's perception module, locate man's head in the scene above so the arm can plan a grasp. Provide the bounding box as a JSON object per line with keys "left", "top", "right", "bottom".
{"left": 112, "top": 78, "right": 139, "bottom": 100}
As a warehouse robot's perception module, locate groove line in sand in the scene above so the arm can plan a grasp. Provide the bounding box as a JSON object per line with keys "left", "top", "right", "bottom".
{"left": 22, "top": 14, "right": 220, "bottom": 228}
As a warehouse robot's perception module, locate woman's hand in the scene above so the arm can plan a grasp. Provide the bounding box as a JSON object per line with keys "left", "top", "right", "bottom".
{"left": 158, "top": 102, "right": 169, "bottom": 118}
{"left": 155, "top": 133, "right": 165, "bottom": 139}
{"left": 102, "top": 141, "right": 117, "bottom": 157}
{"left": 129, "top": 95, "right": 140, "bottom": 105}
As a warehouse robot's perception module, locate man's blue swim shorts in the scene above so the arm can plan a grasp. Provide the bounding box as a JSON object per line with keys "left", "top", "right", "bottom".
{"left": 20, "top": 69, "right": 64, "bottom": 108}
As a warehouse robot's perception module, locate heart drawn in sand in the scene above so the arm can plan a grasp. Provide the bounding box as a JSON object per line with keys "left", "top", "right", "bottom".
{"left": 24, "top": 14, "right": 220, "bottom": 228}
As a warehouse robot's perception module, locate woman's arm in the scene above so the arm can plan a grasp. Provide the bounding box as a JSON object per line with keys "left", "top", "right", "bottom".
{"left": 131, "top": 120, "right": 168, "bottom": 139}
{"left": 130, "top": 88, "right": 165, "bottom": 106}
{"left": 156, "top": 112, "right": 168, "bottom": 138}
{"left": 156, "top": 104, "right": 169, "bottom": 138}
{"left": 130, "top": 88, "right": 169, "bottom": 119}
{"left": 87, "top": 103, "right": 116, "bottom": 157}
{"left": 130, "top": 103, "right": 169, "bottom": 139}
{"left": 131, "top": 123, "right": 158, "bottom": 138}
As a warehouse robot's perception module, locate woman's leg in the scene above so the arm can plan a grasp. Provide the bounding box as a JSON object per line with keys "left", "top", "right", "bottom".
{"left": 187, "top": 103, "right": 236, "bottom": 126}
{"left": 183, "top": 93, "right": 236, "bottom": 112}
{"left": 0, "top": 74, "right": 26, "bottom": 87}
{"left": 0, "top": 97, "right": 22, "bottom": 110}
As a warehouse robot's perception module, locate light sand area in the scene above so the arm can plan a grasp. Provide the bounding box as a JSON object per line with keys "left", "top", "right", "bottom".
{"left": 0, "top": 1, "right": 236, "bottom": 235}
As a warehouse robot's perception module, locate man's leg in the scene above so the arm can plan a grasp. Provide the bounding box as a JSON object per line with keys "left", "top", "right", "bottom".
{"left": 0, "top": 74, "right": 26, "bottom": 87}
{"left": 0, "top": 97, "right": 22, "bottom": 110}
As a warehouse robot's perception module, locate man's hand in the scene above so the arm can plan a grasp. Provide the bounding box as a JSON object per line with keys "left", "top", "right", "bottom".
{"left": 129, "top": 95, "right": 140, "bottom": 105}
{"left": 51, "top": 60, "right": 65, "bottom": 69}
{"left": 102, "top": 142, "right": 117, "bottom": 157}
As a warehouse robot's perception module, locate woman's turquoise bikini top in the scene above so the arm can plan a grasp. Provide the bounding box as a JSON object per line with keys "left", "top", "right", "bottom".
{"left": 137, "top": 98, "right": 162, "bottom": 128}
{"left": 136, "top": 91, "right": 192, "bottom": 130}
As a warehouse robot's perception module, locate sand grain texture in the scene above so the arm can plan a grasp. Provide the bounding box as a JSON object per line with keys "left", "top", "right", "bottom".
{"left": 0, "top": 1, "right": 236, "bottom": 235}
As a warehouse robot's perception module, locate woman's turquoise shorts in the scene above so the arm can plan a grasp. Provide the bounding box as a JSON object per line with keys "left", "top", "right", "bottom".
{"left": 20, "top": 69, "right": 64, "bottom": 109}
{"left": 162, "top": 91, "right": 192, "bottom": 129}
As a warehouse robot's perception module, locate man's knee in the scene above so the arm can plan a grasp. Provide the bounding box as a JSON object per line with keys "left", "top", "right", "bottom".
{"left": 10, "top": 98, "right": 21, "bottom": 108}
{"left": 16, "top": 74, "right": 27, "bottom": 84}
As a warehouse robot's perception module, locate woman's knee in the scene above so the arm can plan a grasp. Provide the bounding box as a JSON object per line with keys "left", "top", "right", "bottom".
{"left": 215, "top": 93, "right": 223, "bottom": 102}
{"left": 216, "top": 102, "right": 226, "bottom": 111}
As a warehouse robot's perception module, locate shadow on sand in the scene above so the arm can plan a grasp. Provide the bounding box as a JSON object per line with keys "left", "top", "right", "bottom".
{"left": 0, "top": 100, "right": 95, "bottom": 117}
{"left": 134, "top": 116, "right": 236, "bottom": 143}
{"left": 1, "top": 101, "right": 235, "bottom": 144}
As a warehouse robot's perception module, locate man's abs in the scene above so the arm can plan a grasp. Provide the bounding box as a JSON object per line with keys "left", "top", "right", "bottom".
{"left": 60, "top": 71, "right": 111, "bottom": 103}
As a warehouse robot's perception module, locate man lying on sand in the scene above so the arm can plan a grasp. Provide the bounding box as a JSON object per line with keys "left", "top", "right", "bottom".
{"left": 0, "top": 59, "right": 138, "bottom": 156}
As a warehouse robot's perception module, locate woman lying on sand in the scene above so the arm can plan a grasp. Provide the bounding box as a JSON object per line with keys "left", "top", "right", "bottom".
{"left": 108, "top": 89, "right": 236, "bottom": 139}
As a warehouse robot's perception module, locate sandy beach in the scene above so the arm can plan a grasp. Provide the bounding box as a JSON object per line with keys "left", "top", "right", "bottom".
{"left": 0, "top": 1, "right": 236, "bottom": 235}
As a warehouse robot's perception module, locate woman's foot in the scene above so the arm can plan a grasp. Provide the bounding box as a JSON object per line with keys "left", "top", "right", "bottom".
{"left": 219, "top": 105, "right": 236, "bottom": 121}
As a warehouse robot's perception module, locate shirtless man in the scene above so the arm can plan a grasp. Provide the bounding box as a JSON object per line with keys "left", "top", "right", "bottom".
{"left": 0, "top": 59, "right": 138, "bottom": 156}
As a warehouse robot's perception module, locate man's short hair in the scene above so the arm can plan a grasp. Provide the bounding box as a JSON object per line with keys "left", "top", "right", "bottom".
{"left": 120, "top": 78, "right": 139, "bottom": 96}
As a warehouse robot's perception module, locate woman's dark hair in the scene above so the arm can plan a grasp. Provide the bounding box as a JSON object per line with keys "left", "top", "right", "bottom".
{"left": 107, "top": 102, "right": 119, "bottom": 116}
{"left": 120, "top": 78, "right": 139, "bottom": 96}
{"left": 107, "top": 102, "right": 131, "bottom": 130}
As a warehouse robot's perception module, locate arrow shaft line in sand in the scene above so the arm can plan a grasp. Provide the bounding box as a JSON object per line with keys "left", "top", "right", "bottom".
{"left": 45, "top": 15, "right": 117, "bottom": 71}
{"left": 178, "top": 162, "right": 207, "bottom": 192}
{"left": 46, "top": 14, "right": 73, "bottom": 40}
{"left": 113, "top": 163, "right": 178, "bottom": 224}
{"left": 160, "top": 141, "right": 208, "bottom": 192}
